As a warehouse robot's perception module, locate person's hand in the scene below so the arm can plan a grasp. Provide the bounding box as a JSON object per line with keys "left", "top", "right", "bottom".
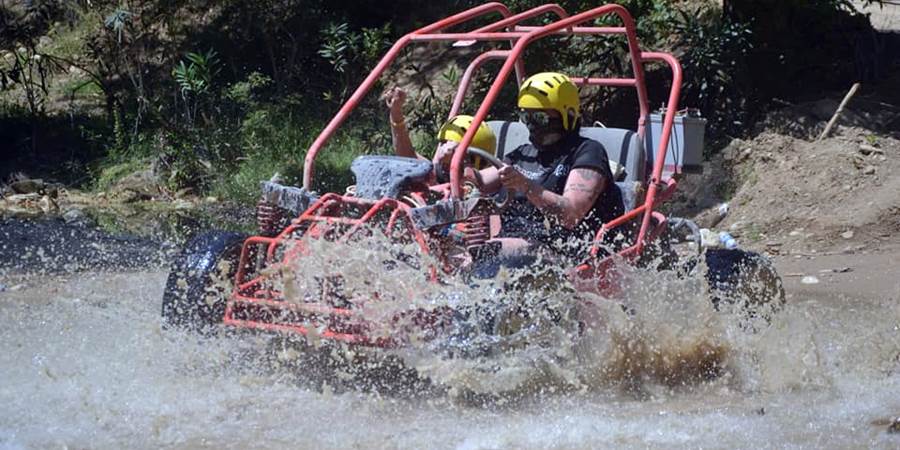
{"left": 498, "top": 165, "right": 535, "bottom": 194}
{"left": 382, "top": 87, "right": 407, "bottom": 117}
{"left": 432, "top": 140, "right": 458, "bottom": 169}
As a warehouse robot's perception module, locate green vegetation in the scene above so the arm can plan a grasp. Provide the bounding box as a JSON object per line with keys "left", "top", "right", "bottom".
{"left": 0, "top": 0, "right": 889, "bottom": 200}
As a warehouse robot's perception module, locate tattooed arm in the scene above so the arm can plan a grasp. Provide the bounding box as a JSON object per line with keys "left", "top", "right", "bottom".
{"left": 498, "top": 166, "right": 606, "bottom": 229}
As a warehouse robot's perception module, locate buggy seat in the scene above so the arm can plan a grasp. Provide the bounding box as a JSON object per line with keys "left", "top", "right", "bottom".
{"left": 350, "top": 155, "right": 433, "bottom": 200}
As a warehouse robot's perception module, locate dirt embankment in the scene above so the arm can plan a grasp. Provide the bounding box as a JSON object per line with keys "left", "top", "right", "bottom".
{"left": 670, "top": 95, "right": 900, "bottom": 257}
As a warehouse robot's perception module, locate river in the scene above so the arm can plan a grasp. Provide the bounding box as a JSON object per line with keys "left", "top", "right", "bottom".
{"left": 2, "top": 241, "right": 898, "bottom": 448}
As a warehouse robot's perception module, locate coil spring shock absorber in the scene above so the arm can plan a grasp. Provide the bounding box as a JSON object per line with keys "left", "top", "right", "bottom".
{"left": 256, "top": 198, "right": 283, "bottom": 237}
{"left": 462, "top": 215, "right": 489, "bottom": 248}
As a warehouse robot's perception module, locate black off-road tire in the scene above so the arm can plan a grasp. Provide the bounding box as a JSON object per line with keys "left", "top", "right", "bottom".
{"left": 161, "top": 231, "right": 249, "bottom": 332}
{"left": 704, "top": 248, "right": 786, "bottom": 329}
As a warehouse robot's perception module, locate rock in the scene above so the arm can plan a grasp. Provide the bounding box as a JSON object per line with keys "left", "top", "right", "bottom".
{"left": 0, "top": 283, "right": 5, "bottom": 292}
{"left": 204, "top": 196, "right": 219, "bottom": 203}
{"left": 62, "top": 208, "right": 90, "bottom": 225}
{"left": 110, "top": 168, "right": 160, "bottom": 201}
{"left": 10, "top": 178, "right": 46, "bottom": 194}
{"left": 801, "top": 276, "right": 820, "bottom": 285}
{"left": 863, "top": 165, "right": 877, "bottom": 175}
{"left": 5, "top": 193, "right": 41, "bottom": 204}
{"left": 858, "top": 144, "right": 883, "bottom": 155}
{"left": 38, "top": 36, "right": 52, "bottom": 47}
{"left": 38, "top": 195, "right": 58, "bottom": 214}
{"left": 841, "top": 230, "right": 854, "bottom": 239}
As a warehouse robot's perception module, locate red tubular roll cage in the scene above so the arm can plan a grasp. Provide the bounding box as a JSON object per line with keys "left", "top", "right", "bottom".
{"left": 300, "top": 2, "right": 683, "bottom": 276}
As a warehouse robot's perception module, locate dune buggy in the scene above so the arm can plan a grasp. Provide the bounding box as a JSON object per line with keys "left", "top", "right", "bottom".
{"left": 162, "top": 3, "right": 783, "bottom": 359}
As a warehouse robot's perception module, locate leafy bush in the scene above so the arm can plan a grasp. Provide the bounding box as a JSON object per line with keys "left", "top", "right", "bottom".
{"left": 1, "top": 0, "right": 890, "bottom": 196}
{"left": 172, "top": 49, "right": 221, "bottom": 128}
{"left": 675, "top": 6, "right": 753, "bottom": 148}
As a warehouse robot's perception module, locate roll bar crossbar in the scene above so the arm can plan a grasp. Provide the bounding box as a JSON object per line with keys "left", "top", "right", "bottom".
{"left": 301, "top": 2, "right": 682, "bottom": 256}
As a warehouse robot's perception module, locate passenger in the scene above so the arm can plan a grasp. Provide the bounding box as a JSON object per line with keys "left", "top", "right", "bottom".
{"left": 383, "top": 87, "right": 496, "bottom": 187}
{"left": 478, "top": 72, "right": 625, "bottom": 262}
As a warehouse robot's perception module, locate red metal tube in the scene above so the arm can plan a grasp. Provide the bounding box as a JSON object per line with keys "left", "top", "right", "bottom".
{"left": 412, "top": 2, "right": 512, "bottom": 34}
{"left": 569, "top": 77, "right": 637, "bottom": 87}
{"left": 472, "top": 3, "right": 570, "bottom": 84}
{"left": 303, "top": 3, "right": 513, "bottom": 190}
{"left": 473, "top": 4, "right": 569, "bottom": 32}
{"left": 339, "top": 198, "right": 396, "bottom": 242}
{"left": 448, "top": 4, "right": 645, "bottom": 198}
{"left": 633, "top": 52, "right": 682, "bottom": 249}
{"left": 409, "top": 32, "right": 533, "bottom": 41}
{"left": 450, "top": 50, "right": 511, "bottom": 117}
{"left": 515, "top": 25, "right": 626, "bottom": 34}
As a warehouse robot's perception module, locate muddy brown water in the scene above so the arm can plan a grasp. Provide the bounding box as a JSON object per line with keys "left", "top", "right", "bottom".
{"left": 1, "top": 228, "right": 899, "bottom": 448}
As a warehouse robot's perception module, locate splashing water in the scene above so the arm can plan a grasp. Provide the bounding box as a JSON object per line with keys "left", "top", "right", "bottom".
{"left": 1, "top": 232, "right": 899, "bottom": 448}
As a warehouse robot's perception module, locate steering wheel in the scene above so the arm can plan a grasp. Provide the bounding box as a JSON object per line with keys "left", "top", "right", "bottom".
{"left": 465, "top": 147, "right": 504, "bottom": 170}
{"left": 464, "top": 147, "right": 509, "bottom": 209}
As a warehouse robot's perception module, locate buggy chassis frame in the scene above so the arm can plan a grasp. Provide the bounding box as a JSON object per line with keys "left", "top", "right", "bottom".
{"left": 222, "top": 2, "right": 684, "bottom": 345}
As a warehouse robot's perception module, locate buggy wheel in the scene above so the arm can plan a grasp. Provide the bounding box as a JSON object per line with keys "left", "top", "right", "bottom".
{"left": 704, "top": 248, "right": 786, "bottom": 329}
{"left": 162, "top": 231, "right": 249, "bottom": 332}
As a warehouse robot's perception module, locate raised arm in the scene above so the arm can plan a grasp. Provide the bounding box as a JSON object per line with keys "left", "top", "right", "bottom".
{"left": 384, "top": 87, "right": 418, "bottom": 159}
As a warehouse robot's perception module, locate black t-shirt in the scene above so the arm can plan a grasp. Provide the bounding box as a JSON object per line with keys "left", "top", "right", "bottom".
{"left": 500, "top": 132, "right": 625, "bottom": 256}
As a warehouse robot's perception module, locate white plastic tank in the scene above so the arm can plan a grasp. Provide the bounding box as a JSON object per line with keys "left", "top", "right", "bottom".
{"left": 646, "top": 108, "right": 707, "bottom": 176}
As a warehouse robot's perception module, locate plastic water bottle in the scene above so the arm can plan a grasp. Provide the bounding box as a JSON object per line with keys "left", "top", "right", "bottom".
{"left": 718, "top": 231, "right": 738, "bottom": 249}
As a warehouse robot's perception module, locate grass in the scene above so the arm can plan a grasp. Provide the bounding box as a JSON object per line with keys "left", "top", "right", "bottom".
{"left": 211, "top": 133, "right": 364, "bottom": 203}
{"left": 206, "top": 107, "right": 376, "bottom": 203}
{"left": 94, "top": 158, "right": 148, "bottom": 191}
{"left": 88, "top": 103, "right": 378, "bottom": 203}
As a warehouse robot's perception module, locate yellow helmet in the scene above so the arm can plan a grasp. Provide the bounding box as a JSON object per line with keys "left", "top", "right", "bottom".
{"left": 437, "top": 115, "right": 497, "bottom": 169}
{"left": 517, "top": 72, "right": 580, "bottom": 131}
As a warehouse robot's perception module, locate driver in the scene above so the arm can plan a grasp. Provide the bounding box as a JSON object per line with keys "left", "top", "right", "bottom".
{"left": 479, "top": 72, "right": 625, "bottom": 262}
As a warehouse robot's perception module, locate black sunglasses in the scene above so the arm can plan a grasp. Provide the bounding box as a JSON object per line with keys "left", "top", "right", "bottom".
{"left": 519, "top": 110, "right": 552, "bottom": 128}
